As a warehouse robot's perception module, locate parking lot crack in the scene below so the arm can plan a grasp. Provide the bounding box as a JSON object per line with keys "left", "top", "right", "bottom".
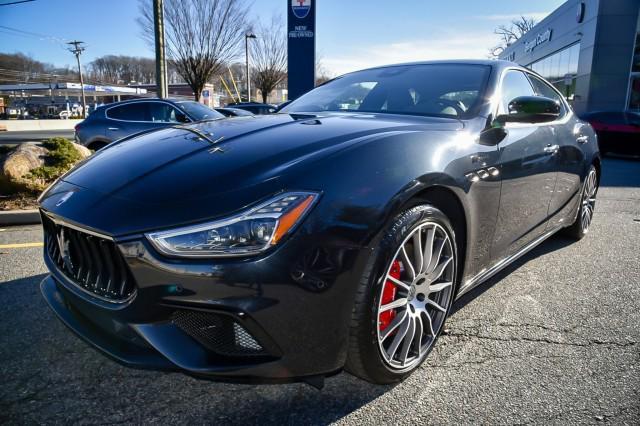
{"left": 446, "top": 328, "right": 637, "bottom": 348}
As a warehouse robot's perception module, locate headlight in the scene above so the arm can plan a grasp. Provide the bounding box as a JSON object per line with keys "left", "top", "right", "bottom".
{"left": 146, "top": 192, "right": 319, "bottom": 257}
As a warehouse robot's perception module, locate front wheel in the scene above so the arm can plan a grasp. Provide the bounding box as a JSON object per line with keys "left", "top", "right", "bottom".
{"left": 345, "top": 205, "right": 457, "bottom": 384}
{"left": 564, "top": 165, "right": 598, "bottom": 239}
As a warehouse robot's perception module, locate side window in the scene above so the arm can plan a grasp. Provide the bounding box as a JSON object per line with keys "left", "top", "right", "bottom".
{"left": 499, "top": 70, "right": 535, "bottom": 114}
{"left": 106, "top": 103, "right": 149, "bottom": 121}
{"left": 527, "top": 74, "right": 567, "bottom": 117}
{"left": 148, "top": 102, "right": 180, "bottom": 122}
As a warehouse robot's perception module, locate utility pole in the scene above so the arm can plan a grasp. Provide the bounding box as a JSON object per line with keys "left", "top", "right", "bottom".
{"left": 67, "top": 40, "right": 87, "bottom": 118}
{"left": 245, "top": 33, "right": 256, "bottom": 102}
{"left": 153, "top": 0, "right": 168, "bottom": 98}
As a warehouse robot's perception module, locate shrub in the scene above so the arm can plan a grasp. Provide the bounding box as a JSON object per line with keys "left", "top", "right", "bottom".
{"left": 26, "top": 138, "right": 84, "bottom": 187}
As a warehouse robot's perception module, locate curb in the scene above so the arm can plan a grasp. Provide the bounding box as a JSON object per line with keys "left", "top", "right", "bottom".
{"left": 0, "top": 209, "right": 41, "bottom": 226}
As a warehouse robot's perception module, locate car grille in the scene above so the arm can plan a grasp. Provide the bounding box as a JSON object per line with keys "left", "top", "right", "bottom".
{"left": 172, "top": 310, "right": 266, "bottom": 357}
{"left": 42, "top": 213, "right": 136, "bottom": 302}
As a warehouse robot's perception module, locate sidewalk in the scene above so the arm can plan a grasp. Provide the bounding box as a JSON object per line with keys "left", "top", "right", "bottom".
{"left": 0, "top": 119, "right": 81, "bottom": 132}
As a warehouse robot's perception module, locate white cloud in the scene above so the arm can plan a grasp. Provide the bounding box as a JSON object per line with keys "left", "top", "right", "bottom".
{"left": 322, "top": 32, "right": 501, "bottom": 76}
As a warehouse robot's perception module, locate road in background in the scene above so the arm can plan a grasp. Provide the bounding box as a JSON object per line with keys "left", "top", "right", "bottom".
{"left": 1, "top": 158, "right": 638, "bottom": 424}
{"left": 0, "top": 129, "right": 75, "bottom": 145}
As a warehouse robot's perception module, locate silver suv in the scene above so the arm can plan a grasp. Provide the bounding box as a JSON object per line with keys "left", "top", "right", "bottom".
{"left": 75, "top": 98, "right": 223, "bottom": 150}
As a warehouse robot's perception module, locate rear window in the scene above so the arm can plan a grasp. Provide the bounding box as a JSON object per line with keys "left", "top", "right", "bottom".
{"left": 177, "top": 101, "right": 223, "bottom": 121}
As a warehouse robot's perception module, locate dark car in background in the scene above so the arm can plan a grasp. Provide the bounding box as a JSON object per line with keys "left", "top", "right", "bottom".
{"left": 39, "top": 61, "right": 599, "bottom": 386}
{"left": 215, "top": 107, "right": 255, "bottom": 117}
{"left": 580, "top": 111, "right": 640, "bottom": 156}
{"left": 225, "top": 101, "right": 276, "bottom": 115}
{"left": 74, "top": 98, "right": 223, "bottom": 150}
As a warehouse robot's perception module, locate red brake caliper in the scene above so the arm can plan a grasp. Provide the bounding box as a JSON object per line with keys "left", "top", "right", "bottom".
{"left": 379, "top": 260, "right": 401, "bottom": 332}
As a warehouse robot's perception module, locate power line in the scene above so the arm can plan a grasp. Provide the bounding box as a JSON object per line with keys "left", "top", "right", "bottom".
{"left": 0, "top": 0, "right": 36, "bottom": 6}
{"left": 0, "top": 24, "right": 67, "bottom": 43}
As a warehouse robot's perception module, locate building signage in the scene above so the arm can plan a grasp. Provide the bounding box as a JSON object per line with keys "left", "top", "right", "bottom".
{"left": 524, "top": 28, "right": 552, "bottom": 53}
{"left": 287, "top": 0, "right": 316, "bottom": 100}
{"left": 291, "top": 0, "right": 311, "bottom": 19}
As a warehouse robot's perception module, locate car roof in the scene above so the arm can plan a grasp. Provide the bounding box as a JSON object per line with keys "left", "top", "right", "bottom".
{"left": 226, "top": 102, "right": 275, "bottom": 107}
{"left": 338, "top": 59, "right": 521, "bottom": 77}
{"left": 104, "top": 98, "right": 187, "bottom": 107}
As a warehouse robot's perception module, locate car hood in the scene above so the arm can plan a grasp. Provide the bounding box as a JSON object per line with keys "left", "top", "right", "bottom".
{"left": 41, "top": 113, "right": 463, "bottom": 236}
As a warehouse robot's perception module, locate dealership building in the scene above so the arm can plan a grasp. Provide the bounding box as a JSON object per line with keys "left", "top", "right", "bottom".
{"left": 499, "top": 0, "right": 640, "bottom": 115}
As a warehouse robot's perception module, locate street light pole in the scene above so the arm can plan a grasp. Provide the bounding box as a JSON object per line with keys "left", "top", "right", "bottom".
{"left": 153, "top": 0, "right": 168, "bottom": 98}
{"left": 67, "top": 40, "right": 87, "bottom": 118}
{"left": 245, "top": 33, "right": 256, "bottom": 102}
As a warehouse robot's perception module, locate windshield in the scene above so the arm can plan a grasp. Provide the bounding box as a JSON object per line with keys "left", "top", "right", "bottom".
{"left": 177, "top": 101, "right": 223, "bottom": 121}
{"left": 282, "top": 64, "right": 491, "bottom": 119}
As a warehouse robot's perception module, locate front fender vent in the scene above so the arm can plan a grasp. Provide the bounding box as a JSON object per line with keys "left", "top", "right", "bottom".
{"left": 172, "top": 310, "right": 265, "bottom": 357}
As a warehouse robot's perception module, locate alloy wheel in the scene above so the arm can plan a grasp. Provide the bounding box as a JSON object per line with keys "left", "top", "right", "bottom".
{"left": 376, "top": 222, "right": 455, "bottom": 371}
{"left": 581, "top": 168, "right": 598, "bottom": 233}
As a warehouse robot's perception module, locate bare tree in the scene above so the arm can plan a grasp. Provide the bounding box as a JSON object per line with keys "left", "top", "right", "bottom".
{"left": 138, "top": 0, "right": 249, "bottom": 100}
{"left": 250, "top": 16, "right": 287, "bottom": 104}
{"left": 0, "top": 53, "right": 76, "bottom": 84}
{"left": 88, "top": 55, "right": 158, "bottom": 84}
{"left": 489, "top": 15, "right": 537, "bottom": 59}
{"left": 315, "top": 56, "right": 333, "bottom": 86}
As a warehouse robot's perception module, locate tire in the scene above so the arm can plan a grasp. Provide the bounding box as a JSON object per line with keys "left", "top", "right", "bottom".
{"left": 88, "top": 141, "right": 107, "bottom": 151}
{"left": 345, "top": 204, "right": 457, "bottom": 384}
{"left": 563, "top": 165, "right": 598, "bottom": 240}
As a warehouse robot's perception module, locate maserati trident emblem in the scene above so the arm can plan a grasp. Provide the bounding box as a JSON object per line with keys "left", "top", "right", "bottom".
{"left": 56, "top": 227, "right": 74, "bottom": 272}
{"left": 291, "top": 0, "right": 311, "bottom": 19}
{"left": 55, "top": 191, "right": 74, "bottom": 207}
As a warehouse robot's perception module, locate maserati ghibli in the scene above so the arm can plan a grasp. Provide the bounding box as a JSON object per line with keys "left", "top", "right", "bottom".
{"left": 39, "top": 61, "right": 600, "bottom": 386}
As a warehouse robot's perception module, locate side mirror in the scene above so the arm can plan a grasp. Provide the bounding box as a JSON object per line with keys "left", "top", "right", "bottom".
{"left": 175, "top": 112, "right": 190, "bottom": 123}
{"left": 496, "top": 96, "right": 561, "bottom": 124}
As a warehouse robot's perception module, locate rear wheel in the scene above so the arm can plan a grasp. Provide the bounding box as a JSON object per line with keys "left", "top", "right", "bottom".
{"left": 564, "top": 165, "right": 598, "bottom": 239}
{"left": 88, "top": 141, "right": 107, "bottom": 151}
{"left": 345, "top": 205, "right": 457, "bottom": 384}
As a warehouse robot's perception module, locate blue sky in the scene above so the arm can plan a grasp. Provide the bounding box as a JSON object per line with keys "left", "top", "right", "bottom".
{"left": 0, "top": 0, "right": 565, "bottom": 76}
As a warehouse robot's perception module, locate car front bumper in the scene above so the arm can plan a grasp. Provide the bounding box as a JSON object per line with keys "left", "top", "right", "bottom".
{"left": 40, "top": 227, "right": 370, "bottom": 382}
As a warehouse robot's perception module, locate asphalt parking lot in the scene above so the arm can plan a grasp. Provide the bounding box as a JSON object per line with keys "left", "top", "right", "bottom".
{"left": 1, "top": 157, "right": 638, "bottom": 425}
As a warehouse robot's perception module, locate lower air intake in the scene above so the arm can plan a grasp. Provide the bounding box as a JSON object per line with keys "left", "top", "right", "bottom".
{"left": 172, "top": 310, "right": 265, "bottom": 357}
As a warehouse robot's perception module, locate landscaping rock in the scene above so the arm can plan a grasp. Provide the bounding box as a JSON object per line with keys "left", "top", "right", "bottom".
{"left": 2, "top": 144, "right": 48, "bottom": 182}
{"left": 0, "top": 139, "right": 91, "bottom": 194}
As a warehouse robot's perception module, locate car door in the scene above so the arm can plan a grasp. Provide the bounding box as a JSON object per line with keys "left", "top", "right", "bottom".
{"left": 491, "top": 70, "right": 559, "bottom": 259}
{"left": 526, "top": 73, "right": 584, "bottom": 230}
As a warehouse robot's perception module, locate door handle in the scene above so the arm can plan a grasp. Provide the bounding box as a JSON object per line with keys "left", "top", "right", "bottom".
{"left": 576, "top": 135, "right": 589, "bottom": 144}
{"left": 543, "top": 144, "right": 559, "bottom": 154}
{"left": 108, "top": 127, "right": 119, "bottom": 131}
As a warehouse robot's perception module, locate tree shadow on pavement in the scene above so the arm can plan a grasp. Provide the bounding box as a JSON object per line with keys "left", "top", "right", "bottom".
{"left": 0, "top": 273, "right": 391, "bottom": 425}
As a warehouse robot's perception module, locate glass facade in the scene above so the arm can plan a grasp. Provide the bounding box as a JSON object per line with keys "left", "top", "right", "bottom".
{"left": 528, "top": 43, "right": 580, "bottom": 102}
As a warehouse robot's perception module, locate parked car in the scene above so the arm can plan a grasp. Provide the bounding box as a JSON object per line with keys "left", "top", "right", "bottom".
{"left": 39, "top": 60, "right": 599, "bottom": 386}
{"left": 214, "top": 107, "right": 255, "bottom": 117}
{"left": 225, "top": 101, "right": 276, "bottom": 115}
{"left": 580, "top": 111, "right": 640, "bottom": 156}
{"left": 74, "top": 98, "right": 224, "bottom": 150}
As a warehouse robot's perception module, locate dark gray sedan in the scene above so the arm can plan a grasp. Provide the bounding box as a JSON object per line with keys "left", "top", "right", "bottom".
{"left": 40, "top": 60, "right": 599, "bottom": 386}
{"left": 74, "top": 98, "right": 223, "bottom": 150}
